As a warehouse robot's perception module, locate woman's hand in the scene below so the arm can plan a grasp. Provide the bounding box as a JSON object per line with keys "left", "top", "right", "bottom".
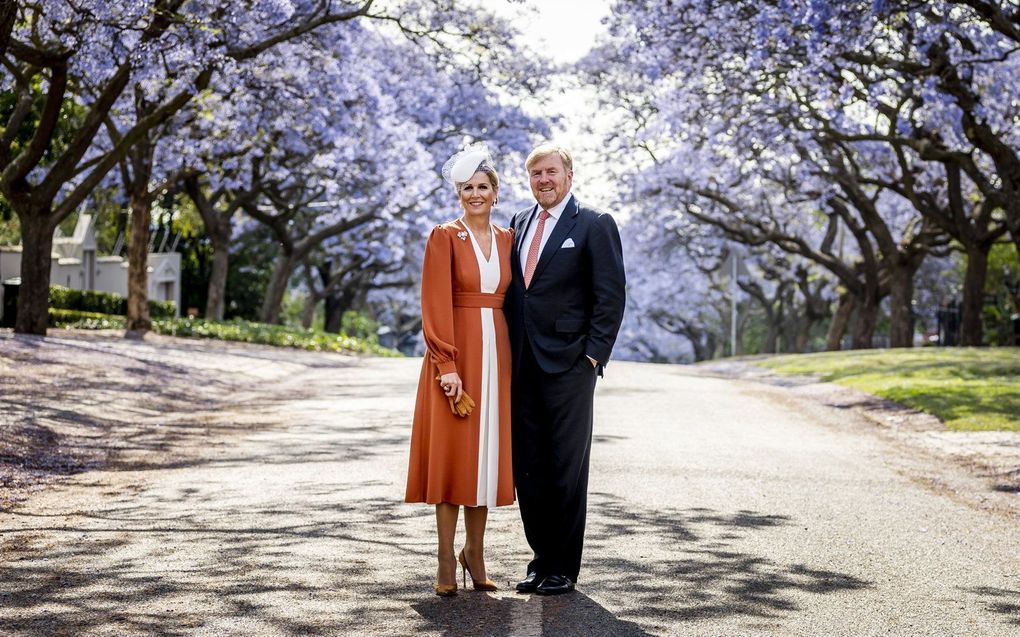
{"left": 439, "top": 372, "right": 463, "bottom": 403}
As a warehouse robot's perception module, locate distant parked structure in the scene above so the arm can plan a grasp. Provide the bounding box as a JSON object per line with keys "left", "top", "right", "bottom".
{"left": 0, "top": 214, "right": 180, "bottom": 317}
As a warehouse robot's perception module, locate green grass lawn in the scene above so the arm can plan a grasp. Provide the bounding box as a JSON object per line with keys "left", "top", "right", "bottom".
{"left": 755, "top": 347, "right": 1020, "bottom": 432}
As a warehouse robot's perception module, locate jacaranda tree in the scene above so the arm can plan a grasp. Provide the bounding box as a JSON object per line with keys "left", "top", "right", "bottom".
{"left": 591, "top": 0, "right": 1018, "bottom": 350}
{"left": 0, "top": 0, "right": 531, "bottom": 335}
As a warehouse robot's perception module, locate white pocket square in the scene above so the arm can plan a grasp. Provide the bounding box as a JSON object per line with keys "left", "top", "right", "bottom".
{"left": 561, "top": 238, "right": 575, "bottom": 249}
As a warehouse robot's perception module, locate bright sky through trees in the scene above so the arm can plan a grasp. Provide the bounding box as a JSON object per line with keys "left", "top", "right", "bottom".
{"left": 487, "top": 0, "right": 617, "bottom": 206}
{"left": 493, "top": 0, "right": 611, "bottom": 62}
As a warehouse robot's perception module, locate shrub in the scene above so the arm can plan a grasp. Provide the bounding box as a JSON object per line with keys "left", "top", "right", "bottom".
{"left": 46, "top": 312, "right": 398, "bottom": 357}
{"left": 49, "top": 286, "right": 122, "bottom": 315}
{"left": 48, "top": 308, "right": 126, "bottom": 329}
{"left": 148, "top": 317, "right": 399, "bottom": 358}
{"left": 341, "top": 310, "right": 380, "bottom": 343}
{"left": 149, "top": 317, "right": 400, "bottom": 357}
{"left": 48, "top": 285, "right": 176, "bottom": 318}
{"left": 148, "top": 298, "right": 176, "bottom": 318}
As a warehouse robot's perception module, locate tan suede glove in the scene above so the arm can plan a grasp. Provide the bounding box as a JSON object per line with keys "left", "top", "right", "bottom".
{"left": 449, "top": 392, "right": 476, "bottom": 418}
{"left": 435, "top": 375, "right": 475, "bottom": 417}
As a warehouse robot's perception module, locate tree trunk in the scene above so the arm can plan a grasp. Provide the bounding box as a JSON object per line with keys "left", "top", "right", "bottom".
{"left": 680, "top": 326, "right": 715, "bottom": 362}
{"left": 769, "top": 291, "right": 790, "bottom": 354}
{"left": 301, "top": 293, "right": 318, "bottom": 329}
{"left": 1010, "top": 219, "right": 1020, "bottom": 268}
{"left": 797, "top": 300, "right": 829, "bottom": 353}
{"left": 692, "top": 333, "right": 715, "bottom": 362}
{"left": 325, "top": 286, "right": 359, "bottom": 334}
{"left": 324, "top": 292, "right": 344, "bottom": 333}
{"left": 185, "top": 177, "right": 237, "bottom": 322}
{"left": 960, "top": 244, "right": 990, "bottom": 346}
{"left": 760, "top": 294, "right": 780, "bottom": 354}
{"left": 115, "top": 208, "right": 129, "bottom": 253}
{"left": 763, "top": 323, "right": 779, "bottom": 354}
{"left": 14, "top": 212, "right": 55, "bottom": 335}
{"left": 793, "top": 270, "right": 831, "bottom": 353}
{"left": 204, "top": 225, "right": 231, "bottom": 321}
{"left": 887, "top": 264, "right": 916, "bottom": 348}
{"left": 851, "top": 293, "right": 879, "bottom": 349}
{"left": 317, "top": 262, "right": 344, "bottom": 334}
{"left": 260, "top": 251, "right": 296, "bottom": 324}
{"left": 734, "top": 303, "right": 751, "bottom": 356}
{"left": 126, "top": 189, "right": 153, "bottom": 333}
{"left": 0, "top": 0, "right": 17, "bottom": 58}
{"left": 826, "top": 292, "right": 855, "bottom": 351}
{"left": 794, "top": 316, "right": 812, "bottom": 353}
{"left": 125, "top": 137, "right": 155, "bottom": 334}
{"left": 778, "top": 306, "right": 798, "bottom": 353}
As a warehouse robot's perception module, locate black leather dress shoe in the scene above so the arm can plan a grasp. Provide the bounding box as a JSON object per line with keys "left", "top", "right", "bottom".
{"left": 515, "top": 571, "right": 543, "bottom": 593}
{"left": 535, "top": 574, "right": 574, "bottom": 595}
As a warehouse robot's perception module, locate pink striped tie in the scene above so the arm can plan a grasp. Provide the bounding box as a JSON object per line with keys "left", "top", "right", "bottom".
{"left": 523, "top": 209, "right": 550, "bottom": 288}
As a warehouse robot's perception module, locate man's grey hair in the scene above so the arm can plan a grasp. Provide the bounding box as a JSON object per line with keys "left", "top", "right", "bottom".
{"left": 525, "top": 144, "right": 573, "bottom": 172}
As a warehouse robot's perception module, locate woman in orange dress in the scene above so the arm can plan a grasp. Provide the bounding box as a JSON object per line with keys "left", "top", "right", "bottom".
{"left": 405, "top": 145, "right": 514, "bottom": 597}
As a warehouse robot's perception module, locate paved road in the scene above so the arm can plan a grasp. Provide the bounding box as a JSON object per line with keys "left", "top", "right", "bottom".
{"left": 1, "top": 334, "right": 1018, "bottom": 636}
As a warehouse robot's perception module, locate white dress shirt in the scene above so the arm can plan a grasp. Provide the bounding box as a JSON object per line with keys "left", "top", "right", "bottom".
{"left": 518, "top": 193, "right": 573, "bottom": 261}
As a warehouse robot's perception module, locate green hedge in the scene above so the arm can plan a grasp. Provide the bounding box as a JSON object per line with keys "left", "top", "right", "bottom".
{"left": 48, "top": 285, "right": 175, "bottom": 318}
{"left": 151, "top": 318, "right": 398, "bottom": 356}
{"left": 49, "top": 313, "right": 399, "bottom": 357}
{"left": 48, "top": 308, "right": 126, "bottom": 329}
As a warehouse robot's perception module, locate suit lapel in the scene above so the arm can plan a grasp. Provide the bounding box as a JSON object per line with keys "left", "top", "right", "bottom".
{"left": 515, "top": 205, "right": 538, "bottom": 256}
{"left": 532, "top": 195, "right": 578, "bottom": 284}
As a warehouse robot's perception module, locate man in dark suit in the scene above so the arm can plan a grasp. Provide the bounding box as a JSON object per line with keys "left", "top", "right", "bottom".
{"left": 506, "top": 144, "right": 626, "bottom": 595}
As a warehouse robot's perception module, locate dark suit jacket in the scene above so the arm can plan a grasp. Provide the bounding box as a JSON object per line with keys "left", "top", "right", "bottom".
{"left": 507, "top": 195, "right": 626, "bottom": 375}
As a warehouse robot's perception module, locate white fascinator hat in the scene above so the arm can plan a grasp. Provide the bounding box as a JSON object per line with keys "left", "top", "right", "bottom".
{"left": 442, "top": 142, "right": 495, "bottom": 186}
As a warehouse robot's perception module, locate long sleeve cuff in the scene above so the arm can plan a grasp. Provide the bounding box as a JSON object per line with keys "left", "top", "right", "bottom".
{"left": 435, "top": 360, "right": 458, "bottom": 375}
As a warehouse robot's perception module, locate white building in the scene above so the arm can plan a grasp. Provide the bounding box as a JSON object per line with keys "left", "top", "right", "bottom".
{"left": 0, "top": 214, "right": 181, "bottom": 318}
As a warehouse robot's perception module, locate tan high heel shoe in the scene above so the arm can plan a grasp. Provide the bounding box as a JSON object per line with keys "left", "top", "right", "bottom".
{"left": 459, "top": 549, "right": 498, "bottom": 591}
{"left": 435, "top": 556, "right": 458, "bottom": 597}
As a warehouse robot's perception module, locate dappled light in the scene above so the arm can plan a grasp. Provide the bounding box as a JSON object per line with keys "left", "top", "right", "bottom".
{"left": 2, "top": 1, "right": 1020, "bottom": 635}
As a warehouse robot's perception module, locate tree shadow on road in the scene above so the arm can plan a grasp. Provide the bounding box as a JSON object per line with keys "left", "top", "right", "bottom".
{"left": 0, "top": 331, "right": 412, "bottom": 508}
{"left": 987, "top": 467, "right": 1020, "bottom": 494}
{"left": 968, "top": 586, "right": 1020, "bottom": 627}
{"left": 410, "top": 589, "right": 654, "bottom": 637}
{"left": 0, "top": 490, "right": 431, "bottom": 636}
{"left": 583, "top": 492, "right": 871, "bottom": 633}
{"left": 0, "top": 332, "right": 246, "bottom": 507}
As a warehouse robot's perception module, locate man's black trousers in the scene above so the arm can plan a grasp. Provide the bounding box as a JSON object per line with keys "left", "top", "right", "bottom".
{"left": 512, "top": 338, "right": 597, "bottom": 582}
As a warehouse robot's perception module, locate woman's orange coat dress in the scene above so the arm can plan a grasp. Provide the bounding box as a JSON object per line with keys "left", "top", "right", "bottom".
{"left": 405, "top": 221, "right": 515, "bottom": 507}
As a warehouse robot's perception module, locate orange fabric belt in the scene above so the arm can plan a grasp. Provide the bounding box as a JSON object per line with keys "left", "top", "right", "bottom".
{"left": 453, "top": 292, "right": 504, "bottom": 309}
